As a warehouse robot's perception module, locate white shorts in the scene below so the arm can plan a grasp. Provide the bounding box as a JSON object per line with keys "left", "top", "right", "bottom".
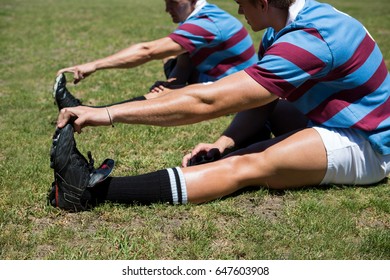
{"left": 312, "top": 126, "right": 390, "bottom": 185}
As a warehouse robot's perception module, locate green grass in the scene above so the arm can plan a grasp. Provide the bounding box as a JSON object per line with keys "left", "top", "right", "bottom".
{"left": 0, "top": 0, "right": 389, "bottom": 260}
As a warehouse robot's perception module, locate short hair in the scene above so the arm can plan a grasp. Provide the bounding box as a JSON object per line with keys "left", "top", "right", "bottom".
{"left": 249, "top": 0, "right": 295, "bottom": 9}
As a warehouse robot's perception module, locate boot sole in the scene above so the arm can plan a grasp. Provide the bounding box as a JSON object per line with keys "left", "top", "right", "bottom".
{"left": 53, "top": 74, "right": 65, "bottom": 98}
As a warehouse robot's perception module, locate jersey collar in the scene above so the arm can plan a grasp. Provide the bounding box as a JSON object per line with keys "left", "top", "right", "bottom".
{"left": 186, "top": 0, "right": 207, "bottom": 21}
{"left": 286, "top": 0, "right": 306, "bottom": 26}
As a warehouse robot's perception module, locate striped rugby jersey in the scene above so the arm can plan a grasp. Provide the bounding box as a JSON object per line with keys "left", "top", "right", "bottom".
{"left": 168, "top": 3, "right": 257, "bottom": 82}
{"left": 245, "top": 0, "right": 390, "bottom": 155}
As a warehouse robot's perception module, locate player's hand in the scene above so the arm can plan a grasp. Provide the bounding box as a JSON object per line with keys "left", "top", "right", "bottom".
{"left": 57, "top": 63, "right": 96, "bottom": 84}
{"left": 149, "top": 83, "right": 171, "bottom": 94}
{"left": 149, "top": 78, "right": 183, "bottom": 93}
{"left": 57, "top": 106, "right": 111, "bottom": 133}
{"left": 182, "top": 143, "right": 222, "bottom": 167}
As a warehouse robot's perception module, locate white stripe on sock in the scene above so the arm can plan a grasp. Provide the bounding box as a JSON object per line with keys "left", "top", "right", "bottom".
{"left": 175, "top": 167, "right": 188, "bottom": 204}
{"left": 167, "top": 168, "right": 178, "bottom": 204}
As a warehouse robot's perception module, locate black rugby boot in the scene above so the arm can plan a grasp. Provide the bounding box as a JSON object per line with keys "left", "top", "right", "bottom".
{"left": 48, "top": 124, "right": 94, "bottom": 211}
{"left": 53, "top": 74, "right": 82, "bottom": 110}
{"left": 48, "top": 124, "right": 115, "bottom": 211}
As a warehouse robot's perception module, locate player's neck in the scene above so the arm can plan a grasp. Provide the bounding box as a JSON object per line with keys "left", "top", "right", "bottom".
{"left": 269, "top": 7, "right": 289, "bottom": 33}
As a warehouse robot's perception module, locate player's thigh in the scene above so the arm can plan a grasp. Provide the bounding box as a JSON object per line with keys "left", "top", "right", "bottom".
{"left": 235, "top": 128, "right": 327, "bottom": 188}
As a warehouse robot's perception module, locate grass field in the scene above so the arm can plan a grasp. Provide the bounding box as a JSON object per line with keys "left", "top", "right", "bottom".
{"left": 0, "top": 0, "right": 389, "bottom": 260}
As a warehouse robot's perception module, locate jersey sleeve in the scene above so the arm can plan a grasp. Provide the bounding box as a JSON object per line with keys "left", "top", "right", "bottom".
{"left": 168, "top": 17, "right": 221, "bottom": 54}
{"left": 245, "top": 28, "right": 332, "bottom": 100}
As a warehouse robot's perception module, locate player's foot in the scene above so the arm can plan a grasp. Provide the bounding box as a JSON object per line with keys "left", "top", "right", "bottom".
{"left": 48, "top": 124, "right": 115, "bottom": 211}
{"left": 53, "top": 74, "right": 82, "bottom": 110}
{"left": 187, "top": 148, "right": 221, "bottom": 166}
{"left": 48, "top": 124, "right": 95, "bottom": 211}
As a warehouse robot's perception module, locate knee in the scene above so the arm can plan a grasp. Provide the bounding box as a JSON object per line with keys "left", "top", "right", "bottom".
{"left": 224, "top": 151, "right": 294, "bottom": 189}
{"left": 223, "top": 153, "right": 272, "bottom": 187}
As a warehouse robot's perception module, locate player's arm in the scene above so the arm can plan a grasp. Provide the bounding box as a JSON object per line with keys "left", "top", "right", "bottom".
{"left": 57, "top": 37, "right": 186, "bottom": 83}
{"left": 110, "top": 71, "right": 277, "bottom": 126}
{"left": 90, "top": 37, "right": 185, "bottom": 69}
{"left": 57, "top": 71, "right": 279, "bottom": 133}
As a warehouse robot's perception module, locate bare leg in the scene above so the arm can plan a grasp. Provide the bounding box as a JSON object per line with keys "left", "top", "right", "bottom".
{"left": 183, "top": 128, "right": 327, "bottom": 203}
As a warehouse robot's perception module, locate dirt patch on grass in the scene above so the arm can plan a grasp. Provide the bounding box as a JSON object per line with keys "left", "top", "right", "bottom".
{"left": 356, "top": 208, "right": 390, "bottom": 230}
{"left": 237, "top": 194, "right": 286, "bottom": 222}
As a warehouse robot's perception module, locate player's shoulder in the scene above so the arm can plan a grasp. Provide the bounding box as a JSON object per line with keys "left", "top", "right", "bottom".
{"left": 195, "top": 3, "right": 236, "bottom": 21}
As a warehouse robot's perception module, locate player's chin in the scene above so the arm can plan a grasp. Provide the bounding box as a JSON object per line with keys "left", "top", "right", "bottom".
{"left": 170, "top": 15, "right": 180, "bottom": 23}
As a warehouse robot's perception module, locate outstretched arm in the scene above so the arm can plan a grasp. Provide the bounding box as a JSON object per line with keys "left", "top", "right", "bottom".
{"left": 57, "top": 37, "right": 186, "bottom": 84}
{"left": 57, "top": 71, "right": 278, "bottom": 133}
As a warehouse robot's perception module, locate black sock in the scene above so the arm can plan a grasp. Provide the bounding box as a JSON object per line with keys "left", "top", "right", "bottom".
{"left": 126, "top": 95, "right": 147, "bottom": 102}
{"left": 92, "top": 95, "right": 146, "bottom": 108}
{"left": 89, "top": 167, "right": 187, "bottom": 205}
